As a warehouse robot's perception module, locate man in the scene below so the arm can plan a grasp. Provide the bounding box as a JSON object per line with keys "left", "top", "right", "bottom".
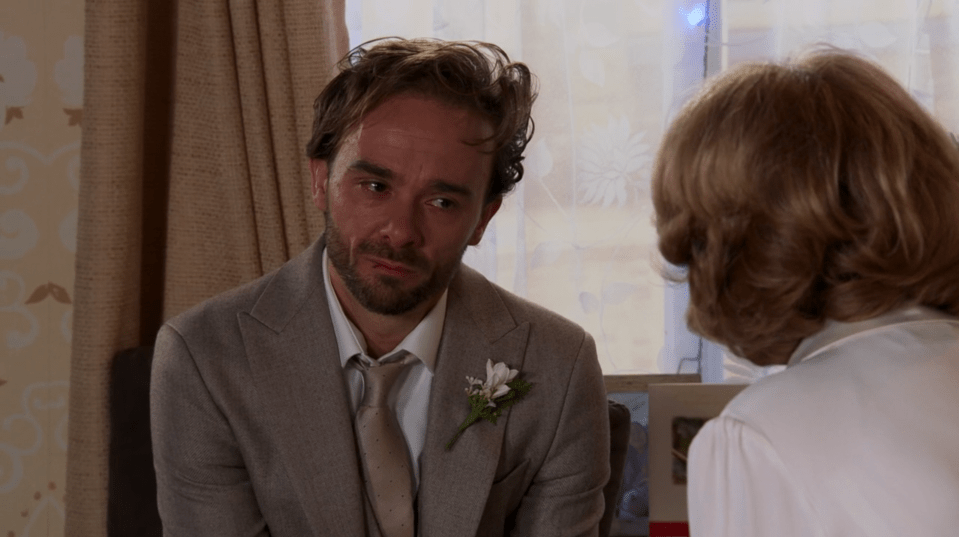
{"left": 151, "top": 38, "right": 610, "bottom": 537}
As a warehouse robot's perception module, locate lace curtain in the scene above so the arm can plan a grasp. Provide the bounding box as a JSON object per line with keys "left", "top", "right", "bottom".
{"left": 346, "top": 0, "right": 959, "bottom": 378}
{"left": 717, "top": 0, "right": 959, "bottom": 381}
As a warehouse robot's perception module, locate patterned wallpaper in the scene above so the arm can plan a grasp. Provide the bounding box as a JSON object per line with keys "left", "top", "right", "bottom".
{"left": 1, "top": 1, "right": 83, "bottom": 535}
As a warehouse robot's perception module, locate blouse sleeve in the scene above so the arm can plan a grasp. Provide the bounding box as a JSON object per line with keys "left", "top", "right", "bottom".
{"left": 686, "top": 416, "right": 824, "bottom": 537}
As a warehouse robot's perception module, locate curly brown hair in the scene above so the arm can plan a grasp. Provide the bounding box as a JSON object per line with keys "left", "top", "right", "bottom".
{"left": 305, "top": 37, "right": 537, "bottom": 202}
{"left": 652, "top": 46, "right": 959, "bottom": 366}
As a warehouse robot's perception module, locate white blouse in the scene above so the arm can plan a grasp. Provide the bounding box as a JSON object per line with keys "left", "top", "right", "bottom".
{"left": 687, "top": 306, "right": 959, "bottom": 537}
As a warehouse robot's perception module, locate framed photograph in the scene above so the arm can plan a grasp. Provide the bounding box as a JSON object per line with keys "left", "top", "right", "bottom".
{"left": 603, "top": 374, "right": 701, "bottom": 537}
{"left": 646, "top": 383, "right": 750, "bottom": 537}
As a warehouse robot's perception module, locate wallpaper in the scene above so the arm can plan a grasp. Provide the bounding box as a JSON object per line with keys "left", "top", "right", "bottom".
{"left": 1, "top": 1, "right": 83, "bottom": 535}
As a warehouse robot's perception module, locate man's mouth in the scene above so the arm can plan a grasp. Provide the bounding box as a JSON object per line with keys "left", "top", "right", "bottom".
{"left": 369, "top": 257, "right": 418, "bottom": 277}
{"left": 359, "top": 242, "right": 427, "bottom": 273}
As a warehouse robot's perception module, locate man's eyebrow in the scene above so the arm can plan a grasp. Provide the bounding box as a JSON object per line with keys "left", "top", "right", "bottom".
{"left": 347, "top": 159, "right": 393, "bottom": 178}
{"left": 429, "top": 180, "right": 474, "bottom": 199}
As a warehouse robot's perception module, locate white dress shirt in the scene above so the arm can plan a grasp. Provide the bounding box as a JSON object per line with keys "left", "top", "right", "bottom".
{"left": 322, "top": 248, "right": 446, "bottom": 492}
{"left": 687, "top": 306, "right": 959, "bottom": 537}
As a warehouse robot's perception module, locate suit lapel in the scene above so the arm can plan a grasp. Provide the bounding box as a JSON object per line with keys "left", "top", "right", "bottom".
{"left": 418, "top": 266, "right": 531, "bottom": 537}
{"left": 238, "top": 240, "right": 370, "bottom": 536}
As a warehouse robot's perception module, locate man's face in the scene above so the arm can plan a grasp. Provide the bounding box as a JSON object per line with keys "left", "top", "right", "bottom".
{"left": 310, "top": 94, "right": 502, "bottom": 317}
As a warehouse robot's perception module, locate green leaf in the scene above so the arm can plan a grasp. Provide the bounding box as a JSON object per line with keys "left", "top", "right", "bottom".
{"left": 444, "top": 377, "right": 533, "bottom": 451}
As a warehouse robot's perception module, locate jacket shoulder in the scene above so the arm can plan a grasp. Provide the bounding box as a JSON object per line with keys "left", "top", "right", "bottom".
{"left": 164, "top": 268, "right": 278, "bottom": 337}
{"left": 456, "top": 264, "right": 591, "bottom": 347}
{"left": 163, "top": 240, "right": 325, "bottom": 338}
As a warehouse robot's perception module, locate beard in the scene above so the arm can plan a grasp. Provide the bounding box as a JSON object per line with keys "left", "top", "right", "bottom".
{"left": 324, "top": 211, "right": 466, "bottom": 316}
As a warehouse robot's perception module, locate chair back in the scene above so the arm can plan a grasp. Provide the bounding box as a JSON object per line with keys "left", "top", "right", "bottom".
{"left": 601, "top": 399, "right": 631, "bottom": 537}
{"left": 109, "top": 346, "right": 162, "bottom": 537}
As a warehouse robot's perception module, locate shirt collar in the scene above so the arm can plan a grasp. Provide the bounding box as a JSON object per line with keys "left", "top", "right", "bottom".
{"left": 788, "top": 305, "right": 959, "bottom": 366}
{"left": 322, "top": 247, "right": 446, "bottom": 372}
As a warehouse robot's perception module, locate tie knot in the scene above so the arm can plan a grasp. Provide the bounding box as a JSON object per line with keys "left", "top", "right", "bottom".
{"left": 359, "top": 351, "right": 414, "bottom": 408}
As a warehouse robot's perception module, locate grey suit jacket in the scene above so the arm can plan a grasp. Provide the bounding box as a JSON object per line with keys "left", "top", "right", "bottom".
{"left": 150, "top": 238, "right": 610, "bottom": 536}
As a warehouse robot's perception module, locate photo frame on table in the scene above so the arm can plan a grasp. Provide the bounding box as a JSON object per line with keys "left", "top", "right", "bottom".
{"left": 646, "top": 383, "right": 750, "bottom": 537}
{"left": 603, "top": 374, "right": 701, "bottom": 537}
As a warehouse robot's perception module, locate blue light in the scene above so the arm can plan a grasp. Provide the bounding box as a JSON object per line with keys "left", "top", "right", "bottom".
{"left": 687, "top": 4, "right": 706, "bottom": 26}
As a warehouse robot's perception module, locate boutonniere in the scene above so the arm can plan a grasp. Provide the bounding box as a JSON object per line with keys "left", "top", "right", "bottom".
{"left": 445, "top": 359, "right": 532, "bottom": 451}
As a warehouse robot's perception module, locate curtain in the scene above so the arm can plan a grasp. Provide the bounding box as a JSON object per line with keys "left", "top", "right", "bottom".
{"left": 347, "top": 0, "right": 959, "bottom": 379}
{"left": 348, "top": 0, "right": 713, "bottom": 376}
{"left": 715, "top": 0, "right": 959, "bottom": 380}
{"left": 719, "top": 0, "right": 958, "bottom": 139}
{"left": 65, "top": 0, "right": 347, "bottom": 534}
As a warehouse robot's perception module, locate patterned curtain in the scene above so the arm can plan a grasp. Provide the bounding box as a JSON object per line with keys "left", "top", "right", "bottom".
{"left": 716, "top": 0, "right": 959, "bottom": 381}
{"left": 347, "top": 0, "right": 959, "bottom": 380}
{"left": 349, "top": 0, "right": 713, "bottom": 375}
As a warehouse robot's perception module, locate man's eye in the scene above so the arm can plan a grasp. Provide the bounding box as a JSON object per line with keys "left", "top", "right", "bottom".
{"left": 429, "top": 198, "right": 455, "bottom": 210}
{"left": 363, "top": 181, "right": 387, "bottom": 193}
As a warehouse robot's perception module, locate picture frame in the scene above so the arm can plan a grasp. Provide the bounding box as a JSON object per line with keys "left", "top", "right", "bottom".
{"left": 603, "top": 374, "right": 701, "bottom": 537}
{"left": 646, "top": 383, "right": 750, "bottom": 537}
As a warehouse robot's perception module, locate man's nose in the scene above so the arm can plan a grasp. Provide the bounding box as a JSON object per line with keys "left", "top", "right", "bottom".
{"left": 378, "top": 201, "right": 422, "bottom": 247}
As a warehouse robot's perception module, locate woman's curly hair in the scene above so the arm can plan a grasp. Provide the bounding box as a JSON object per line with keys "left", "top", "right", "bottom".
{"left": 652, "top": 46, "right": 959, "bottom": 366}
{"left": 306, "top": 37, "right": 537, "bottom": 202}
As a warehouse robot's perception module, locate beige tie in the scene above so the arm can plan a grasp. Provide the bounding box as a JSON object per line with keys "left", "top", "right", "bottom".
{"left": 355, "top": 351, "right": 416, "bottom": 537}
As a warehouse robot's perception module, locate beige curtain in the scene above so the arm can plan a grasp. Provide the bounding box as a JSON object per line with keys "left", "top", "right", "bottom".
{"left": 66, "top": 0, "right": 347, "bottom": 534}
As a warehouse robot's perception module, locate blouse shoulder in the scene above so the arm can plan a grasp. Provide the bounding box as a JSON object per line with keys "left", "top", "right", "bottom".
{"left": 687, "top": 416, "right": 824, "bottom": 537}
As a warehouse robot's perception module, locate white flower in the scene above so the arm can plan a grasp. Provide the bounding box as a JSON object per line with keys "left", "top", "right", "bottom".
{"left": 577, "top": 115, "right": 652, "bottom": 208}
{"left": 0, "top": 32, "right": 38, "bottom": 110}
{"left": 465, "top": 359, "right": 519, "bottom": 408}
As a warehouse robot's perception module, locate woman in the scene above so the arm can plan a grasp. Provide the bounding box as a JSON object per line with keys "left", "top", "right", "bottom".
{"left": 651, "top": 47, "right": 959, "bottom": 536}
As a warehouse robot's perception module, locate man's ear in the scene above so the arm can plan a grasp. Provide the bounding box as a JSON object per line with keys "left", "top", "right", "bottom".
{"left": 310, "top": 159, "right": 329, "bottom": 210}
{"left": 468, "top": 197, "right": 503, "bottom": 246}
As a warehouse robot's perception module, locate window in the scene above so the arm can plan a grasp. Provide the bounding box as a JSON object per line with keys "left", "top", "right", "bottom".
{"left": 344, "top": 0, "right": 959, "bottom": 381}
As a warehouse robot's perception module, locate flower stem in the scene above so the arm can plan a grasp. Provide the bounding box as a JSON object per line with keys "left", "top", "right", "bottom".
{"left": 445, "top": 410, "right": 483, "bottom": 450}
